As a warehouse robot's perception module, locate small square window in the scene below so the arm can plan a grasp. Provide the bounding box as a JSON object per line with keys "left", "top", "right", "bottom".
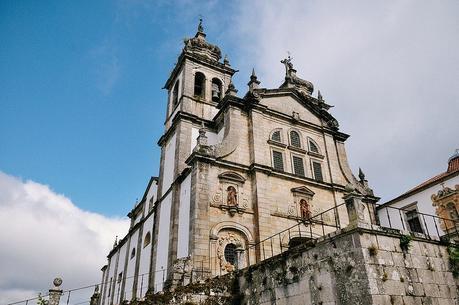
{"left": 272, "top": 151, "right": 284, "bottom": 171}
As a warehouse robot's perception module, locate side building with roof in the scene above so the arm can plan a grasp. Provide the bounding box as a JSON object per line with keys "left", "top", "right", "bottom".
{"left": 377, "top": 150, "right": 459, "bottom": 239}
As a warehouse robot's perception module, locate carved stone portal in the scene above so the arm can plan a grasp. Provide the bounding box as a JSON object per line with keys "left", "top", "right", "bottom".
{"left": 216, "top": 231, "right": 244, "bottom": 272}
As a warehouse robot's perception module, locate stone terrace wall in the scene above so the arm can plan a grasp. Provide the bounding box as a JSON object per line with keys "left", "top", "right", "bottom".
{"left": 141, "top": 225, "right": 459, "bottom": 305}
{"left": 236, "top": 226, "right": 459, "bottom": 305}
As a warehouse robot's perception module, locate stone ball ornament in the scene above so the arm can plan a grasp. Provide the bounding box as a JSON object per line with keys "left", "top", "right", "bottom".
{"left": 53, "top": 277, "right": 63, "bottom": 287}
{"left": 345, "top": 183, "right": 356, "bottom": 193}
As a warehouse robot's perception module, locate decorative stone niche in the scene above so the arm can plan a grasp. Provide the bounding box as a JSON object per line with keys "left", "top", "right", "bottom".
{"left": 292, "top": 186, "right": 315, "bottom": 220}
{"left": 211, "top": 171, "right": 250, "bottom": 216}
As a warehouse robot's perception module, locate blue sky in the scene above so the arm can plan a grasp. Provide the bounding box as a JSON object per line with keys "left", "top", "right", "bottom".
{"left": 1, "top": 0, "right": 458, "bottom": 216}
{"left": 0, "top": 1, "right": 241, "bottom": 216}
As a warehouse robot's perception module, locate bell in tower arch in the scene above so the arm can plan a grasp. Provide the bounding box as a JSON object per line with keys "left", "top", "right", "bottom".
{"left": 211, "top": 78, "right": 222, "bottom": 102}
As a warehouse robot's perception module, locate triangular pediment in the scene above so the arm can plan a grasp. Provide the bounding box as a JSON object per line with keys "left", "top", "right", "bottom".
{"left": 291, "top": 186, "right": 315, "bottom": 197}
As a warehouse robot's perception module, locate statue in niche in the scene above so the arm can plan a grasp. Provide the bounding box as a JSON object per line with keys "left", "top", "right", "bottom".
{"left": 300, "top": 199, "right": 311, "bottom": 219}
{"left": 227, "top": 186, "right": 238, "bottom": 207}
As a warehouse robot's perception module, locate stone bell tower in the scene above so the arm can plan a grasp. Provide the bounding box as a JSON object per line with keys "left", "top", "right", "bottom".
{"left": 151, "top": 19, "right": 236, "bottom": 290}
{"left": 157, "top": 19, "right": 237, "bottom": 195}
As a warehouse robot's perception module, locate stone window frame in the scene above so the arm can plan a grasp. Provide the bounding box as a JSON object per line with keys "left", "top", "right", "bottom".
{"left": 130, "top": 247, "right": 136, "bottom": 260}
{"left": 270, "top": 127, "right": 283, "bottom": 142}
{"left": 211, "top": 77, "right": 223, "bottom": 102}
{"left": 310, "top": 158, "right": 324, "bottom": 182}
{"left": 210, "top": 222, "right": 255, "bottom": 272}
{"left": 288, "top": 128, "right": 303, "bottom": 149}
{"left": 290, "top": 152, "right": 306, "bottom": 177}
{"left": 268, "top": 128, "right": 287, "bottom": 149}
{"left": 143, "top": 231, "right": 151, "bottom": 248}
{"left": 401, "top": 202, "right": 425, "bottom": 234}
{"left": 193, "top": 71, "right": 206, "bottom": 99}
{"left": 172, "top": 80, "right": 180, "bottom": 107}
{"left": 307, "top": 137, "right": 324, "bottom": 159}
{"left": 271, "top": 148, "right": 286, "bottom": 172}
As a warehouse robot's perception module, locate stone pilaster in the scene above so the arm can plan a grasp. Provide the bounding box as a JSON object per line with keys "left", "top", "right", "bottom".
{"left": 343, "top": 186, "right": 367, "bottom": 228}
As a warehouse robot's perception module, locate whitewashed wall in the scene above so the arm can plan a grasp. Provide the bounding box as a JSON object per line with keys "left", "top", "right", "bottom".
{"left": 137, "top": 212, "right": 154, "bottom": 298}
{"left": 102, "top": 255, "right": 116, "bottom": 305}
{"left": 154, "top": 193, "right": 172, "bottom": 292}
{"left": 124, "top": 229, "right": 139, "bottom": 300}
{"left": 177, "top": 175, "right": 191, "bottom": 258}
{"left": 161, "top": 134, "right": 176, "bottom": 192}
{"left": 113, "top": 242, "right": 127, "bottom": 304}
{"left": 378, "top": 175, "right": 459, "bottom": 237}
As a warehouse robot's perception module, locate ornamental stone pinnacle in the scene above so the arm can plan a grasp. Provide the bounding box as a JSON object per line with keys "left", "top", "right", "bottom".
{"left": 48, "top": 278, "right": 63, "bottom": 305}
{"left": 280, "top": 55, "right": 314, "bottom": 95}
{"left": 247, "top": 68, "right": 260, "bottom": 91}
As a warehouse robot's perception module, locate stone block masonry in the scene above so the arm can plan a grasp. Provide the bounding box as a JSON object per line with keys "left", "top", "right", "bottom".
{"left": 142, "top": 225, "right": 459, "bottom": 304}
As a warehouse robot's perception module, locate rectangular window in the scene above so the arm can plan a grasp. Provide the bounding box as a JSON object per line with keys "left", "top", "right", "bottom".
{"left": 272, "top": 151, "right": 284, "bottom": 171}
{"left": 405, "top": 210, "right": 424, "bottom": 233}
{"left": 312, "top": 161, "right": 323, "bottom": 182}
{"left": 292, "top": 155, "right": 305, "bottom": 176}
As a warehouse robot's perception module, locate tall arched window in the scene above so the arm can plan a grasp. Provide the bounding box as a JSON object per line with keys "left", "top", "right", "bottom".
{"left": 211, "top": 78, "right": 222, "bottom": 102}
{"left": 172, "top": 80, "right": 179, "bottom": 106}
{"left": 290, "top": 130, "right": 301, "bottom": 148}
{"left": 143, "top": 232, "right": 151, "bottom": 248}
{"left": 194, "top": 72, "right": 205, "bottom": 98}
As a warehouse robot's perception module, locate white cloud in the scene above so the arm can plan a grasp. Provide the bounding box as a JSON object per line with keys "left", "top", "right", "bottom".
{"left": 0, "top": 172, "right": 129, "bottom": 304}
{"left": 230, "top": 0, "right": 459, "bottom": 201}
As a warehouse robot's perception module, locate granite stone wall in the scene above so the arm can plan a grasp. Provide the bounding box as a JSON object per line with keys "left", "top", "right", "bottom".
{"left": 235, "top": 226, "right": 459, "bottom": 305}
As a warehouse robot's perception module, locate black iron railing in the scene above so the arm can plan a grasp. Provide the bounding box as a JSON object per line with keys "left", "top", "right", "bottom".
{"left": 374, "top": 203, "right": 459, "bottom": 238}
{"left": 243, "top": 202, "right": 347, "bottom": 264}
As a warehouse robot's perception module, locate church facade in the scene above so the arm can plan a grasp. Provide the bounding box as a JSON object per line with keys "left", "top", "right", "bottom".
{"left": 97, "top": 21, "right": 378, "bottom": 305}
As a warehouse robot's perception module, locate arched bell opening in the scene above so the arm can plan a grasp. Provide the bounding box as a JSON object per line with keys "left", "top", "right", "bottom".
{"left": 211, "top": 78, "right": 222, "bottom": 102}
